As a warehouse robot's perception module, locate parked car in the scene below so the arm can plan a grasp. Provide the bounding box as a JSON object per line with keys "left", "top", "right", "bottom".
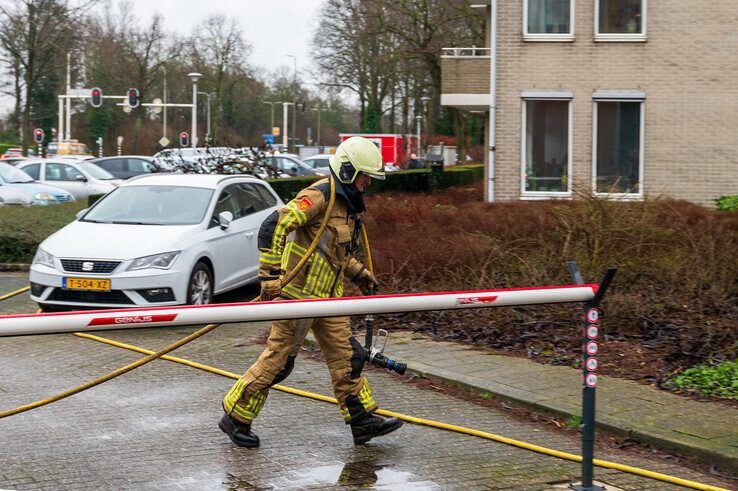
{"left": 89, "top": 156, "right": 163, "bottom": 180}
{"left": 1, "top": 147, "right": 34, "bottom": 159}
{"left": 301, "top": 153, "right": 332, "bottom": 171}
{"left": 0, "top": 186, "right": 33, "bottom": 206}
{"left": 264, "top": 154, "right": 328, "bottom": 177}
{"left": 0, "top": 162, "right": 75, "bottom": 205}
{"left": 29, "top": 173, "right": 284, "bottom": 310}
{"left": 46, "top": 140, "right": 92, "bottom": 156}
{"left": 17, "top": 159, "right": 122, "bottom": 199}
{"left": 2, "top": 156, "right": 28, "bottom": 166}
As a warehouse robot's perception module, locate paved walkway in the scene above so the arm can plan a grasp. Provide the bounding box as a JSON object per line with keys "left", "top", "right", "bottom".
{"left": 0, "top": 321, "right": 733, "bottom": 490}
{"left": 376, "top": 331, "right": 738, "bottom": 473}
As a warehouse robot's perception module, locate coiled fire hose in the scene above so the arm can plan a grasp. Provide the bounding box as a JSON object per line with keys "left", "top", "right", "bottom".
{"left": 0, "top": 176, "right": 337, "bottom": 419}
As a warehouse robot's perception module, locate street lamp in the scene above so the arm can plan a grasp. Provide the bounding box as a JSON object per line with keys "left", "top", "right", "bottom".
{"left": 263, "top": 101, "right": 276, "bottom": 133}
{"left": 188, "top": 72, "right": 202, "bottom": 148}
{"left": 198, "top": 91, "right": 214, "bottom": 145}
{"left": 281, "top": 102, "right": 294, "bottom": 150}
{"left": 311, "top": 107, "right": 326, "bottom": 147}
{"left": 160, "top": 65, "right": 168, "bottom": 140}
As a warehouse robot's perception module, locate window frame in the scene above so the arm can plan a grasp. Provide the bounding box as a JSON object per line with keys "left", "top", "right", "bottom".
{"left": 523, "top": 0, "right": 575, "bottom": 42}
{"left": 591, "top": 91, "right": 646, "bottom": 199}
{"left": 594, "top": 0, "right": 647, "bottom": 42}
{"left": 519, "top": 91, "right": 574, "bottom": 199}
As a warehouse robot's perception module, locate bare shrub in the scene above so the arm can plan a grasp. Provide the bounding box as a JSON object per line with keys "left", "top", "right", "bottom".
{"left": 363, "top": 182, "right": 738, "bottom": 380}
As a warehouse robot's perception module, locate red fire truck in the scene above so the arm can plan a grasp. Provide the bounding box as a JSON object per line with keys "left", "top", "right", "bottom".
{"left": 339, "top": 133, "right": 418, "bottom": 166}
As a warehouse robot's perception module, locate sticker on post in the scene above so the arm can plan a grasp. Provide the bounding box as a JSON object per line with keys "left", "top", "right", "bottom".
{"left": 585, "top": 373, "right": 597, "bottom": 388}
{"left": 586, "top": 308, "right": 599, "bottom": 323}
{"left": 457, "top": 295, "right": 498, "bottom": 305}
{"left": 585, "top": 341, "right": 598, "bottom": 355}
{"left": 586, "top": 357, "right": 598, "bottom": 371}
{"left": 586, "top": 325, "right": 599, "bottom": 339}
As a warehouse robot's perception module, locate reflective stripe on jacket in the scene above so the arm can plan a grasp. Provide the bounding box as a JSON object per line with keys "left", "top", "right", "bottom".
{"left": 258, "top": 179, "right": 365, "bottom": 299}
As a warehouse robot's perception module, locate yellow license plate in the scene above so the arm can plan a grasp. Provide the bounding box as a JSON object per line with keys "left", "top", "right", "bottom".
{"left": 62, "top": 277, "right": 111, "bottom": 291}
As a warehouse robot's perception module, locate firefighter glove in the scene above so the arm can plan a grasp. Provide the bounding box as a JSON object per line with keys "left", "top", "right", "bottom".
{"left": 354, "top": 267, "right": 378, "bottom": 295}
{"left": 259, "top": 278, "right": 282, "bottom": 301}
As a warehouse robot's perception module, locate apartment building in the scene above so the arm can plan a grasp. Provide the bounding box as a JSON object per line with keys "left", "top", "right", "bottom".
{"left": 441, "top": 1, "right": 738, "bottom": 206}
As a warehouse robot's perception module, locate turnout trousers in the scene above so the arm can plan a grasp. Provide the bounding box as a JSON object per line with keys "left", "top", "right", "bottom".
{"left": 223, "top": 315, "right": 376, "bottom": 423}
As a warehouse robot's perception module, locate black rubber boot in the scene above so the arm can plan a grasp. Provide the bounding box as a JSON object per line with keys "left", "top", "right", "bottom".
{"left": 350, "top": 413, "right": 403, "bottom": 445}
{"left": 219, "top": 413, "right": 260, "bottom": 448}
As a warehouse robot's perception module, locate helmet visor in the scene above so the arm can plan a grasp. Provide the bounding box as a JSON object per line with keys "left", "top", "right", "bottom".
{"left": 364, "top": 171, "right": 385, "bottom": 180}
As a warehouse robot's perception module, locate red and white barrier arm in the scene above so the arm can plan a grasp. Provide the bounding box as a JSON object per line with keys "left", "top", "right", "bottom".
{"left": 0, "top": 284, "right": 597, "bottom": 337}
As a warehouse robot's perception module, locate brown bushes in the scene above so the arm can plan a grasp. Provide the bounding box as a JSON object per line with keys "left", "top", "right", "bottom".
{"left": 363, "top": 183, "right": 738, "bottom": 380}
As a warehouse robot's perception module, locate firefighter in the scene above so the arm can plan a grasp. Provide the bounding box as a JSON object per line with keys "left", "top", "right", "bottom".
{"left": 220, "top": 137, "right": 403, "bottom": 447}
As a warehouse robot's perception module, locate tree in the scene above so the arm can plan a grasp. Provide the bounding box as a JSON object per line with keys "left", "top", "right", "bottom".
{"left": 189, "top": 15, "right": 251, "bottom": 143}
{"left": 0, "top": 0, "right": 98, "bottom": 154}
{"left": 312, "top": 0, "right": 400, "bottom": 133}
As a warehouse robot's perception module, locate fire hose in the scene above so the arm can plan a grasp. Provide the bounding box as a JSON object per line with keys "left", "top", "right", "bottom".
{"left": 0, "top": 175, "right": 406, "bottom": 416}
{"left": 0, "top": 182, "right": 728, "bottom": 490}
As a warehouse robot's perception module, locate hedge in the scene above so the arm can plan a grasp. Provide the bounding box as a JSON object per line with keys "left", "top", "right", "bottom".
{"left": 87, "top": 166, "right": 484, "bottom": 206}
{"left": 266, "top": 164, "right": 484, "bottom": 203}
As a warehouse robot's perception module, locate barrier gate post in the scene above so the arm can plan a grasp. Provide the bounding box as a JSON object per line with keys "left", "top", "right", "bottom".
{"left": 569, "top": 262, "right": 617, "bottom": 491}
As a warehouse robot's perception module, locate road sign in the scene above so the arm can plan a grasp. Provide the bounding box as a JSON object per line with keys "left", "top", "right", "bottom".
{"left": 117, "top": 136, "right": 123, "bottom": 146}
{"left": 151, "top": 98, "right": 163, "bottom": 114}
{"left": 33, "top": 128, "right": 45, "bottom": 144}
{"left": 158, "top": 136, "right": 170, "bottom": 147}
{"left": 262, "top": 134, "right": 275, "bottom": 145}
{"left": 272, "top": 126, "right": 280, "bottom": 136}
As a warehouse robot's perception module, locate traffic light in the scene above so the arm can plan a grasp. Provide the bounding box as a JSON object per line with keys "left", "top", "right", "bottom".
{"left": 179, "top": 131, "right": 189, "bottom": 147}
{"left": 90, "top": 87, "right": 102, "bottom": 107}
{"left": 127, "top": 87, "right": 140, "bottom": 108}
{"left": 33, "top": 128, "right": 44, "bottom": 144}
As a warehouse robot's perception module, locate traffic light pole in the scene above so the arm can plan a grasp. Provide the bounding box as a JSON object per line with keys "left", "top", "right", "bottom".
{"left": 57, "top": 94, "right": 128, "bottom": 143}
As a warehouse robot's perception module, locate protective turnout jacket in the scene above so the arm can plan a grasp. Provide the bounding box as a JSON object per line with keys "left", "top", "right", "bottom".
{"left": 257, "top": 178, "right": 366, "bottom": 299}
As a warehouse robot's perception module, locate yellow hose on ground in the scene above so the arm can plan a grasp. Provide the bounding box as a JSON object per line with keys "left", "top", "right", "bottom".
{"left": 0, "top": 286, "right": 30, "bottom": 302}
{"left": 72, "top": 332, "right": 729, "bottom": 491}
{"left": 0, "top": 177, "right": 337, "bottom": 420}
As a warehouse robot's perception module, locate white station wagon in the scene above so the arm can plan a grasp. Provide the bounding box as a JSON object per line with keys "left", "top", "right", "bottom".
{"left": 30, "top": 174, "right": 283, "bottom": 311}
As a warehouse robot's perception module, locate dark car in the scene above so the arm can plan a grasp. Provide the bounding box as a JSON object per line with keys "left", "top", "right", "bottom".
{"left": 88, "top": 155, "right": 163, "bottom": 180}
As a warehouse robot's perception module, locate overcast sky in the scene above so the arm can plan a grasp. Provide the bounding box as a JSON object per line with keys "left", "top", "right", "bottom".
{"left": 128, "top": 0, "right": 324, "bottom": 74}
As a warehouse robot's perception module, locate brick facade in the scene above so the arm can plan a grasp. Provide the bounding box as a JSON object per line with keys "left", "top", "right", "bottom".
{"left": 445, "top": 1, "right": 738, "bottom": 206}
{"left": 441, "top": 58, "right": 491, "bottom": 95}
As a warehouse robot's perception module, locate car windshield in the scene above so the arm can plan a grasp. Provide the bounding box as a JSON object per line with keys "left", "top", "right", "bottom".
{"left": 0, "top": 163, "right": 33, "bottom": 183}
{"left": 82, "top": 185, "right": 214, "bottom": 225}
{"left": 79, "top": 162, "right": 116, "bottom": 180}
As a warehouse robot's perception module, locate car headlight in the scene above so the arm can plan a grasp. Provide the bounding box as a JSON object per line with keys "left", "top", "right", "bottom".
{"left": 33, "top": 193, "right": 58, "bottom": 203}
{"left": 32, "top": 248, "right": 55, "bottom": 268}
{"left": 126, "top": 251, "right": 180, "bottom": 271}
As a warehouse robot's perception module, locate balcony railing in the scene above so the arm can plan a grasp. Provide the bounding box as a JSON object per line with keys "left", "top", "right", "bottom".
{"left": 441, "top": 47, "right": 491, "bottom": 58}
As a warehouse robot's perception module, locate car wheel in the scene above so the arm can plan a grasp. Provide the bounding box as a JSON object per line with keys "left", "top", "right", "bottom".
{"left": 188, "top": 262, "right": 213, "bottom": 305}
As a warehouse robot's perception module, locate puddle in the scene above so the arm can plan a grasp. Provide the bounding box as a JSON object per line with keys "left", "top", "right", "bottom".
{"left": 271, "top": 463, "right": 437, "bottom": 489}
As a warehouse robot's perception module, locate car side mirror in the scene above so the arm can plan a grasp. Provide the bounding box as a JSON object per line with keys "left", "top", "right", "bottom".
{"left": 218, "top": 211, "right": 233, "bottom": 229}
{"left": 76, "top": 174, "right": 88, "bottom": 182}
{"left": 75, "top": 208, "right": 88, "bottom": 219}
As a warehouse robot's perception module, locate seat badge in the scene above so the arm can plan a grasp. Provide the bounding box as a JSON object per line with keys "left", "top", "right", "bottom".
{"left": 82, "top": 262, "right": 94, "bottom": 272}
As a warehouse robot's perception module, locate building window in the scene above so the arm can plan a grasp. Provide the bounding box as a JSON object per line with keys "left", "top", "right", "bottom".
{"left": 592, "top": 95, "right": 644, "bottom": 195}
{"left": 595, "top": 0, "right": 646, "bottom": 41}
{"left": 521, "top": 94, "right": 573, "bottom": 196}
{"left": 524, "top": 0, "right": 574, "bottom": 41}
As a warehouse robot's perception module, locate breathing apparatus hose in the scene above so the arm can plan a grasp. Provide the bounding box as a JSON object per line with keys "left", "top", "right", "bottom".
{"left": 0, "top": 176, "right": 337, "bottom": 420}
